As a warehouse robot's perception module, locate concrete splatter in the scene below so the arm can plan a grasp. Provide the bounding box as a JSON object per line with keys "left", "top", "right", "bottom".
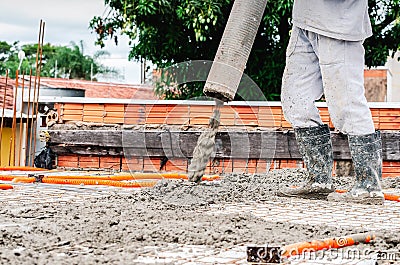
{"left": 188, "top": 101, "right": 222, "bottom": 183}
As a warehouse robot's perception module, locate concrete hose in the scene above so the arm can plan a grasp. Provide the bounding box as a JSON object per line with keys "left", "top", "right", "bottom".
{"left": 204, "top": 0, "right": 267, "bottom": 101}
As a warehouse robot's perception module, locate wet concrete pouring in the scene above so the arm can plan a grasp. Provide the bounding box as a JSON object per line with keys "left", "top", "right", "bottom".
{"left": 0, "top": 169, "right": 399, "bottom": 264}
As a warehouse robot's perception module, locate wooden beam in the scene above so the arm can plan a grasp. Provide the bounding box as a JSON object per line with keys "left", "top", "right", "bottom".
{"left": 48, "top": 130, "right": 400, "bottom": 160}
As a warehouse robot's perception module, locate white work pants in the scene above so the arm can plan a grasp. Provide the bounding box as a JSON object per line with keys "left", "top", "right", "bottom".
{"left": 281, "top": 26, "right": 375, "bottom": 135}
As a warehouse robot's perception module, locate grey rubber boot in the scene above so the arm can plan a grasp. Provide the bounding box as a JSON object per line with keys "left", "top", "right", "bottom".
{"left": 327, "top": 131, "right": 384, "bottom": 205}
{"left": 279, "top": 124, "right": 334, "bottom": 198}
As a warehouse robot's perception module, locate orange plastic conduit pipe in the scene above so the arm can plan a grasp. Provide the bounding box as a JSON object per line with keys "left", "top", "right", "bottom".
{"left": 335, "top": 189, "right": 400, "bottom": 202}
{"left": 0, "top": 166, "right": 47, "bottom": 171}
{"left": 0, "top": 175, "right": 18, "bottom": 181}
{"left": 0, "top": 184, "right": 13, "bottom": 190}
{"left": 11, "top": 176, "right": 156, "bottom": 188}
{"left": 2, "top": 174, "right": 220, "bottom": 188}
{"left": 281, "top": 233, "right": 375, "bottom": 258}
{"left": 107, "top": 173, "right": 220, "bottom": 181}
{"left": 12, "top": 177, "right": 36, "bottom": 183}
{"left": 41, "top": 178, "right": 157, "bottom": 188}
{"left": 38, "top": 174, "right": 220, "bottom": 182}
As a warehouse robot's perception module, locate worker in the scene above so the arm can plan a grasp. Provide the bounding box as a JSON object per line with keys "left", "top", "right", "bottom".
{"left": 279, "top": 0, "right": 384, "bottom": 204}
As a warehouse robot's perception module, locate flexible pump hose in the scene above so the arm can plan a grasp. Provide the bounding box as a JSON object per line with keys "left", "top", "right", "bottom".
{"left": 203, "top": 0, "right": 268, "bottom": 101}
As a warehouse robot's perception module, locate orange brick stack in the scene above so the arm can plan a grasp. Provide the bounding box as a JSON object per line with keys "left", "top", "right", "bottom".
{"left": 258, "top": 106, "right": 281, "bottom": 128}
{"left": 56, "top": 102, "right": 400, "bottom": 131}
{"left": 104, "top": 104, "right": 125, "bottom": 124}
{"left": 234, "top": 106, "right": 258, "bottom": 126}
{"left": 190, "top": 105, "right": 214, "bottom": 125}
{"left": 60, "top": 103, "right": 83, "bottom": 122}
{"left": 145, "top": 104, "right": 168, "bottom": 124}
{"left": 382, "top": 161, "right": 400, "bottom": 178}
{"left": 166, "top": 105, "right": 189, "bottom": 125}
{"left": 83, "top": 104, "right": 104, "bottom": 123}
{"left": 124, "top": 104, "right": 146, "bottom": 125}
{"left": 379, "top": 109, "right": 400, "bottom": 130}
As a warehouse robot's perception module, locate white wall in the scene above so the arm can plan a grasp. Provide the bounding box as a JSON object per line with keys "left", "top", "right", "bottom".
{"left": 386, "top": 51, "right": 400, "bottom": 102}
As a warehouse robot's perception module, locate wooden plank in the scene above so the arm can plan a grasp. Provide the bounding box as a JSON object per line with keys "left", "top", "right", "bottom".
{"left": 382, "top": 132, "right": 400, "bottom": 160}
{"left": 48, "top": 130, "right": 400, "bottom": 160}
{"left": 51, "top": 145, "right": 123, "bottom": 156}
{"left": 49, "top": 130, "right": 123, "bottom": 147}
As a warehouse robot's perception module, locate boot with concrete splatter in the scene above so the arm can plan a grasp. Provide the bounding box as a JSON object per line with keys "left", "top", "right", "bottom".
{"left": 328, "top": 131, "right": 384, "bottom": 205}
{"left": 279, "top": 124, "right": 334, "bottom": 198}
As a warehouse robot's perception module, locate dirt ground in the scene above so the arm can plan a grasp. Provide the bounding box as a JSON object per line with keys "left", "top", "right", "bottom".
{"left": 0, "top": 169, "right": 399, "bottom": 264}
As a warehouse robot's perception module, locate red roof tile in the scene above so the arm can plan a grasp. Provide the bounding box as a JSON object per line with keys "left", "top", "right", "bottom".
{"left": 0, "top": 76, "right": 16, "bottom": 110}
{"left": 39, "top": 78, "right": 158, "bottom": 100}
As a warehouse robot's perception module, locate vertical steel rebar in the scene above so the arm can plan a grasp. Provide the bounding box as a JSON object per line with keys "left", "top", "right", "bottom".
{"left": 17, "top": 72, "right": 25, "bottom": 166}
{"left": 0, "top": 70, "right": 9, "bottom": 165}
{"left": 29, "top": 20, "right": 43, "bottom": 166}
{"left": 32, "top": 21, "right": 45, "bottom": 166}
{"left": 10, "top": 70, "right": 19, "bottom": 166}
{"left": 25, "top": 69, "right": 32, "bottom": 167}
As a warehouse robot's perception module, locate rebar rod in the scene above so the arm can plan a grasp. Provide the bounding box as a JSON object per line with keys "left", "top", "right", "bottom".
{"left": 32, "top": 21, "right": 45, "bottom": 165}
{"left": 24, "top": 69, "right": 32, "bottom": 167}
{"left": 10, "top": 70, "right": 19, "bottom": 166}
{"left": 17, "top": 72, "right": 25, "bottom": 166}
{"left": 29, "top": 20, "right": 43, "bottom": 166}
{"left": 0, "top": 70, "right": 9, "bottom": 165}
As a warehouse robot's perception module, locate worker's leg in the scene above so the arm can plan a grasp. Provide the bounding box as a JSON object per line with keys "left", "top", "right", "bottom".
{"left": 318, "top": 38, "right": 374, "bottom": 135}
{"left": 281, "top": 27, "right": 323, "bottom": 128}
{"left": 279, "top": 27, "right": 333, "bottom": 197}
{"left": 316, "top": 36, "right": 383, "bottom": 204}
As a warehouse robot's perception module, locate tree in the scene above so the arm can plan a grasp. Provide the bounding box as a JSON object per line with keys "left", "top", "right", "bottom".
{"left": 0, "top": 41, "right": 116, "bottom": 80}
{"left": 91, "top": 0, "right": 400, "bottom": 100}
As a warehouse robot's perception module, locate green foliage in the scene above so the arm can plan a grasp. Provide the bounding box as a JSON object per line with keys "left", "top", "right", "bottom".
{"left": 0, "top": 41, "right": 116, "bottom": 80}
{"left": 91, "top": 0, "right": 400, "bottom": 100}
{"left": 365, "top": 0, "right": 400, "bottom": 66}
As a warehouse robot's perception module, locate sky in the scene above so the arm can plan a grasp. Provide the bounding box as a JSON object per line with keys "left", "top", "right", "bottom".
{"left": 0, "top": 0, "right": 142, "bottom": 84}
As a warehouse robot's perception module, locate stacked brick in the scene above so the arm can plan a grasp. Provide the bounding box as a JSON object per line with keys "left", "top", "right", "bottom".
{"left": 54, "top": 102, "right": 400, "bottom": 130}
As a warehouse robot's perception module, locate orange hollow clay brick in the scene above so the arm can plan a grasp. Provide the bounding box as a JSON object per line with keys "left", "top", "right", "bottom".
{"left": 121, "top": 157, "right": 143, "bottom": 172}
{"left": 143, "top": 158, "right": 162, "bottom": 172}
{"left": 100, "top": 156, "right": 121, "bottom": 170}
{"left": 79, "top": 156, "right": 100, "bottom": 169}
{"left": 165, "top": 159, "right": 188, "bottom": 172}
